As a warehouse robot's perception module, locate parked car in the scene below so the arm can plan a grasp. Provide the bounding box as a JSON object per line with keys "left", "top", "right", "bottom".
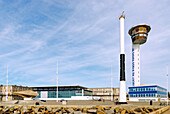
{"left": 40, "top": 100, "right": 46, "bottom": 102}
{"left": 60, "top": 99, "right": 67, "bottom": 102}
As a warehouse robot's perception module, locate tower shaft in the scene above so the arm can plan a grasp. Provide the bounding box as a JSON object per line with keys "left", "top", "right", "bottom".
{"left": 119, "top": 12, "right": 127, "bottom": 104}
{"left": 132, "top": 44, "right": 140, "bottom": 86}
{"left": 120, "top": 17, "right": 125, "bottom": 54}
{"left": 129, "top": 24, "right": 151, "bottom": 87}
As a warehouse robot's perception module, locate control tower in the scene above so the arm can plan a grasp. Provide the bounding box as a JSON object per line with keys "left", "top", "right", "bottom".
{"left": 128, "top": 24, "right": 151, "bottom": 86}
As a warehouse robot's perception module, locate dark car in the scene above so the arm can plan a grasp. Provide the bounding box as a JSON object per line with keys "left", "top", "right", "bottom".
{"left": 40, "top": 100, "right": 46, "bottom": 102}
{"left": 60, "top": 99, "right": 67, "bottom": 102}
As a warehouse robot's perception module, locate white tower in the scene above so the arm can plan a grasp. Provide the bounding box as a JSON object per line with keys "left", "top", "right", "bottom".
{"left": 119, "top": 12, "right": 127, "bottom": 104}
{"left": 129, "top": 24, "right": 151, "bottom": 86}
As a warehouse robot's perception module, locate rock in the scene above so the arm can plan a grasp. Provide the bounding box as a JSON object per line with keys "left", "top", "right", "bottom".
{"left": 74, "top": 111, "right": 82, "bottom": 114}
{"left": 14, "top": 110, "right": 20, "bottom": 114}
{"left": 82, "top": 108, "right": 87, "bottom": 113}
{"left": 52, "top": 108, "right": 57, "bottom": 113}
{"left": 104, "top": 109, "right": 114, "bottom": 114}
{"left": 2, "top": 106, "right": 9, "bottom": 112}
{"left": 97, "top": 110, "right": 106, "bottom": 114}
{"left": 0, "top": 108, "right": 3, "bottom": 111}
{"left": 62, "top": 108, "right": 67, "bottom": 113}
{"left": 87, "top": 109, "right": 97, "bottom": 113}
{"left": 143, "top": 108, "right": 150, "bottom": 113}
{"left": 58, "top": 111, "right": 63, "bottom": 114}
{"left": 130, "top": 110, "right": 135, "bottom": 114}
{"left": 33, "top": 107, "right": 39, "bottom": 113}
{"left": 14, "top": 105, "right": 19, "bottom": 110}
{"left": 114, "top": 107, "right": 120, "bottom": 113}
{"left": 10, "top": 107, "right": 14, "bottom": 112}
{"left": 126, "top": 109, "right": 131, "bottom": 113}
{"left": 66, "top": 108, "right": 74, "bottom": 113}
{"left": 73, "top": 108, "right": 78, "bottom": 111}
{"left": 37, "top": 112, "right": 42, "bottom": 114}
{"left": 141, "top": 111, "right": 147, "bottom": 114}
{"left": 121, "top": 109, "right": 126, "bottom": 114}
{"left": 147, "top": 107, "right": 154, "bottom": 112}
{"left": 47, "top": 106, "right": 52, "bottom": 112}
{"left": 134, "top": 107, "right": 143, "bottom": 112}
{"left": 27, "top": 106, "right": 32, "bottom": 110}
{"left": 104, "top": 106, "right": 110, "bottom": 110}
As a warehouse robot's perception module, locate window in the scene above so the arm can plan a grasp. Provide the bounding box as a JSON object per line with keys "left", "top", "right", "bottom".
{"left": 143, "top": 34, "right": 147, "bottom": 37}
{"left": 139, "top": 34, "right": 143, "bottom": 36}
{"left": 133, "top": 94, "right": 136, "bottom": 97}
{"left": 142, "top": 88, "right": 145, "bottom": 91}
{"left": 133, "top": 88, "right": 136, "bottom": 91}
{"left": 146, "top": 94, "right": 148, "bottom": 97}
{"left": 142, "top": 94, "right": 145, "bottom": 97}
{"left": 139, "top": 27, "right": 144, "bottom": 32}
{"left": 135, "top": 28, "right": 139, "bottom": 32}
{"left": 143, "top": 27, "right": 146, "bottom": 32}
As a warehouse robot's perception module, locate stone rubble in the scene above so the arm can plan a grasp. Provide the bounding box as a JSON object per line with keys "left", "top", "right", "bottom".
{"left": 0, "top": 105, "right": 161, "bottom": 114}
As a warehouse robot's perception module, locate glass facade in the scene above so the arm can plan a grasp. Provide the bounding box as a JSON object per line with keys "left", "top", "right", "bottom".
{"left": 35, "top": 91, "right": 41, "bottom": 98}
{"left": 128, "top": 85, "right": 167, "bottom": 98}
{"left": 33, "top": 86, "right": 92, "bottom": 98}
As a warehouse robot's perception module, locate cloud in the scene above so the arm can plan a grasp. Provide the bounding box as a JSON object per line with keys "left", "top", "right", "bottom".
{"left": 0, "top": 0, "right": 169, "bottom": 91}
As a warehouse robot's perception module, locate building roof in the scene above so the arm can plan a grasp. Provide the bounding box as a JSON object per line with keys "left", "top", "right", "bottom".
{"left": 128, "top": 24, "right": 151, "bottom": 36}
{"left": 128, "top": 84, "right": 167, "bottom": 90}
{"left": 30, "top": 85, "right": 88, "bottom": 89}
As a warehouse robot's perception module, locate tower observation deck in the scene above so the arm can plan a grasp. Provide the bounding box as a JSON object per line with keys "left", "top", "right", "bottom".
{"left": 128, "top": 24, "right": 151, "bottom": 86}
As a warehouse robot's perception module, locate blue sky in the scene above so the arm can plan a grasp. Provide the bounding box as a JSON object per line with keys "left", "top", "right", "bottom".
{"left": 0, "top": 0, "right": 169, "bottom": 90}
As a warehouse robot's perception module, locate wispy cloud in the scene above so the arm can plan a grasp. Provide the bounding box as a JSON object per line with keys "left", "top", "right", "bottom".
{"left": 0, "top": 0, "right": 169, "bottom": 90}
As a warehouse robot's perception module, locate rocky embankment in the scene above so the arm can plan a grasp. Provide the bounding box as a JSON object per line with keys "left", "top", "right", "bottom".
{"left": 0, "top": 105, "right": 164, "bottom": 114}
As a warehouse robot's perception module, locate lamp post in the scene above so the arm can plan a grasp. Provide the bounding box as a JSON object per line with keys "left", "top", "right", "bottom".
{"left": 111, "top": 65, "right": 113, "bottom": 101}
{"left": 167, "top": 65, "right": 168, "bottom": 105}
{"left": 6, "top": 65, "right": 8, "bottom": 101}
{"left": 56, "top": 61, "right": 59, "bottom": 102}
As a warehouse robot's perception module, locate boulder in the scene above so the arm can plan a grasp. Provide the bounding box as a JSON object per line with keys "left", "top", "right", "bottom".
{"left": 104, "top": 109, "right": 114, "bottom": 114}
{"left": 74, "top": 111, "right": 82, "bottom": 114}
{"left": 134, "top": 107, "right": 143, "bottom": 112}
{"left": 33, "top": 107, "right": 39, "bottom": 113}
{"left": 147, "top": 107, "right": 154, "bottom": 112}
{"left": 114, "top": 107, "right": 120, "bottom": 113}
{"left": 14, "top": 110, "right": 20, "bottom": 114}
{"left": 97, "top": 110, "right": 106, "bottom": 114}
{"left": 87, "top": 109, "right": 97, "bottom": 113}
{"left": 2, "top": 106, "right": 9, "bottom": 112}
{"left": 82, "top": 108, "right": 87, "bottom": 113}
{"left": 141, "top": 111, "right": 147, "bottom": 114}
{"left": 121, "top": 109, "right": 126, "bottom": 114}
